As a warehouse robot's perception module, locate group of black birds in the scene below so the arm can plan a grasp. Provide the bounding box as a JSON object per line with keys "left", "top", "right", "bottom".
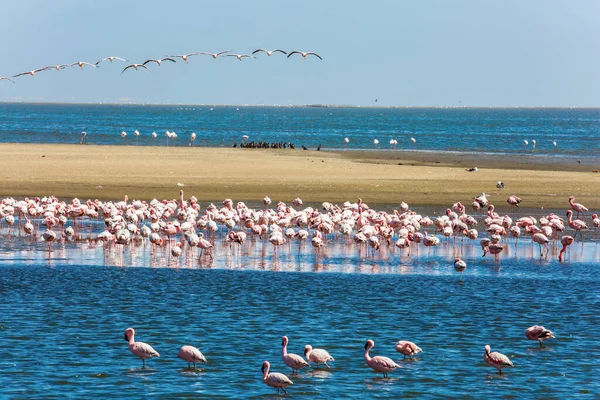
{"left": 0, "top": 49, "right": 322, "bottom": 82}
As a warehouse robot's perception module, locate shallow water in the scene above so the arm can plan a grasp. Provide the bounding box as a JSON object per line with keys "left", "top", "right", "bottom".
{"left": 1, "top": 229, "right": 599, "bottom": 398}
{"left": 0, "top": 104, "right": 598, "bottom": 158}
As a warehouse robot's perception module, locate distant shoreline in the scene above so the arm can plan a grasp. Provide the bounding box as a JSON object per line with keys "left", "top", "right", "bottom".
{"left": 1, "top": 101, "right": 599, "bottom": 110}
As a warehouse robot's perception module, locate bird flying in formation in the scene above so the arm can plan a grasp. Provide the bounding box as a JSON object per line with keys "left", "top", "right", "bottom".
{"left": 95, "top": 56, "right": 128, "bottom": 65}
{"left": 252, "top": 49, "right": 287, "bottom": 56}
{"left": 143, "top": 58, "right": 176, "bottom": 66}
{"left": 121, "top": 64, "right": 151, "bottom": 74}
{"left": 226, "top": 54, "right": 256, "bottom": 61}
{"left": 198, "top": 51, "right": 231, "bottom": 59}
{"left": 287, "top": 51, "right": 322, "bottom": 60}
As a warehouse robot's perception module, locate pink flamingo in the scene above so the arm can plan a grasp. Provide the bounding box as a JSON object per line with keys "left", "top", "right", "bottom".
{"left": 484, "top": 344, "right": 514, "bottom": 374}
{"left": 281, "top": 336, "right": 309, "bottom": 373}
{"left": 197, "top": 233, "right": 214, "bottom": 260}
{"left": 558, "top": 235, "right": 574, "bottom": 262}
{"left": 395, "top": 340, "right": 423, "bottom": 360}
{"left": 304, "top": 345, "right": 335, "bottom": 368}
{"left": 124, "top": 328, "right": 160, "bottom": 369}
{"left": 566, "top": 210, "right": 588, "bottom": 242}
{"left": 454, "top": 258, "right": 466, "bottom": 276}
{"left": 363, "top": 339, "right": 400, "bottom": 378}
{"left": 261, "top": 360, "right": 293, "bottom": 394}
{"left": 506, "top": 195, "right": 522, "bottom": 209}
{"left": 488, "top": 243, "right": 504, "bottom": 265}
{"left": 525, "top": 326, "right": 555, "bottom": 348}
{"left": 568, "top": 196, "right": 588, "bottom": 219}
{"left": 177, "top": 345, "right": 207, "bottom": 368}
{"left": 592, "top": 214, "right": 600, "bottom": 231}
{"left": 531, "top": 232, "right": 549, "bottom": 259}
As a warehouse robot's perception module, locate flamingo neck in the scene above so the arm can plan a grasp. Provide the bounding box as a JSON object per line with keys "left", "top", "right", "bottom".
{"left": 263, "top": 364, "right": 270, "bottom": 379}
{"left": 364, "top": 347, "right": 372, "bottom": 362}
{"left": 282, "top": 343, "right": 288, "bottom": 357}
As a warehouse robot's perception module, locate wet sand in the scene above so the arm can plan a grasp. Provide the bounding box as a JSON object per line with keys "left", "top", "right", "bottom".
{"left": 0, "top": 143, "right": 598, "bottom": 209}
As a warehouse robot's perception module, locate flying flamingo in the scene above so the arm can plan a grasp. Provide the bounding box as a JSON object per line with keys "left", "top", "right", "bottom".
{"left": 304, "top": 344, "right": 334, "bottom": 368}
{"left": 525, "top": 326, "right": 555, "bottom": 348}
{"left": 177, "top": 345, "right": 207, "bottom": 368}
{"left": 169, "top": 53, "right": 199, "bottom": 63}
{"left": 281, "top": 336, "right": 309, "bottom": 374}
{"left": 395, "top": 341, "right": 423, "bottom": 360}
{"left": 261, "top": 360, "right": 293, "bottom": 394}
{"left": 95, "top": 56, "right": 128, "bottom": 65}
{"left": 363, "top": 339, "right": 400, "bottom": 378}
{"left": 121, "top": 64, "right": 151, "bottom": 74}
{"left": 143, "top": 57, "right": 176, "bottom": 66}
{"left": 225, "top": 54, "right": 256, "bottom": 61}
{"left": 124, "top": 327, "right": 160, "bottom": 369}
{"left": 287, "top": 51, "right": 322, "bottom": 60}
{"left": 199, "top": 50, "right": 231, "bottom": 59}
{"left": 252, "top": 49, "right": 287, "bottom": 56}
{"left": 13, "top": 67, "right": 50, "bottom": 78}
{"left": 568, "top": 196, "right": 588, "bottom": 219}
{"left": 558, "top": 235, "right": 574, "bottom": 262}
{"left": 69, "top": 61, "right": 98, "bottom": 69}
{"left": 566, "top": 210, "right": 588, "bottom": 242}
{"left": 484, "top": 344, "right": 514, "bottom": 374}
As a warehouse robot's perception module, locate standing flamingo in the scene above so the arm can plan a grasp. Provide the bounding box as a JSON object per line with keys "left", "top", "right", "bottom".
{"left": 454, "top": 258, "right": 467, "bottom": 277}
{"left": 124, "top": 328, "right": 160, "bottom": 369}
{"left": 304, "top": 344, "right": 335, "bottom": 368}
{"left": 568, "top": 196, "right": 588, "bottom": 219}
{"left": 281, "top": 336, "right": 309, "bottom": 374}
{"left": 261, "top": 360, "right": 293, "bottom": 394}
{"left": 177, "top": 345, "right": 207, "bottom": 368}
{"left": 566, "top": 210, "right": 588, "bottom": 242}
{"left": 558, "top": 235, "right": 574, "bottom": 262}
{"left": 484, "top": 345, "right": 513, "bottom": 374}
{"left": 395, "top": 340, "right": 423, "bottom": 360}
{"left": 363, "top": 339, "right": 400, "bottom": 378}
{"left": 525, "top": 326, "right": 555, "bottom": 348}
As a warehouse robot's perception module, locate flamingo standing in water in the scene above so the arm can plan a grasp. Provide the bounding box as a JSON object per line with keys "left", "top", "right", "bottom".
{"left": 281, "top": 336, "right": 309, "bottom": 374}
{"left": 568, "top": 196, "right": 588, "bottom": 219}
{"left": 395, "top": 340, "right": 423, "bottom": 360}
{"left": 304, "top": 344, "right": 334, "bottom": 368}
{"left": 124, "top": 328, "right": 160, "bottom": 369}
{"left": 177, "top": 345, "right": 207, "bottom": 368}
{"left": 525, "top": 326, "right": 555, "bottom": 348}
{"left": 558, "top": 235, "right": 574, "bottom": 262}
{"left": 363, "top": 339, "right": 400, "bottom": 378}
{"left": 454, "top": 258, "right": 467, "bottom": 277}
{"left": 484, "top": 344, "right": 514, "bottom": 374}
{"left": 506, "top": 195, "right": 522, "bottom": 209}
{"left": 566, "top": 210, "right": 588, "bottom": 242}
{"left": 261, "top": 360, "right": 293, "bottom": 394}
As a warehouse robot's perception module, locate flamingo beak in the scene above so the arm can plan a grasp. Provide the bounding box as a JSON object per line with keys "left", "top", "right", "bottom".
{"left": 124, "top": 333, "right": 128, "bottom": 340}
{"left": 364, "top": 342, "right": 369, "bottom": 350}
{"left": 261, "top": 365, "right": 266, "bottom": 374}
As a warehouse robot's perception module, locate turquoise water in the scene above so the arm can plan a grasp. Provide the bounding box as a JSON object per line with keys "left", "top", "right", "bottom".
{"left": 0, "top": 229, "right": 599, "bottom": 398}
{"left": 0, "top": 103, "right": 598, "bottom": 157}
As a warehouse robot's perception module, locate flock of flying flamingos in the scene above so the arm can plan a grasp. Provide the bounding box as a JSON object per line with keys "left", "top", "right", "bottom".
{"left": 0, "top": 49, "right": 322, "bottom": 83}
{"left": 0, "top": 191, "right": 596, "bottom": 393}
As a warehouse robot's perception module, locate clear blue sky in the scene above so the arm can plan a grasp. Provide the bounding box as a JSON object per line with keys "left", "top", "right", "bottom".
{"left": 0, "top": 0, "right": 598, "bottom": 106}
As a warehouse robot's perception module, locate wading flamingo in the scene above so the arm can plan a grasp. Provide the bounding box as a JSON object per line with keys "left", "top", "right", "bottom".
{"left": 566, "top": 210, "right": 588, "bottom": 241}
{"left": 304, "top": 344, "right": 335, "bottom": 368}
{"left": 525, "top": 326, "right": 555, "bottom": 348}
{"left": 261, "top": 360, "right": 293, "bottom": 394}
{"left": 177, "top": 345, "right": 207, "bottom": 368}
{"left": 395, "top": 340, "right": 423, "bottom": 360}
{"left": 364, "top": 339, "right": 400, "bottom": 378}
{"left": 484, "top": 344, "right": 513, "bottom": 374}
{"left": 281, "top": 336, "right": 309, "bottom": 373}
{"left": 558, "top": 235, "right": 574, "bottom": 262}
{"left": 124, "top": 328, "right": 160, "bottom": 369}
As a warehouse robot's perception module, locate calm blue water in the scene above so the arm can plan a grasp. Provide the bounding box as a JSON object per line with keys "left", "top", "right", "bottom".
{"left": 1, "top": 228, "right": 599, "bottom": 398}
{"left": 0, "top": 103, "right": 599, "bottom": 157}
